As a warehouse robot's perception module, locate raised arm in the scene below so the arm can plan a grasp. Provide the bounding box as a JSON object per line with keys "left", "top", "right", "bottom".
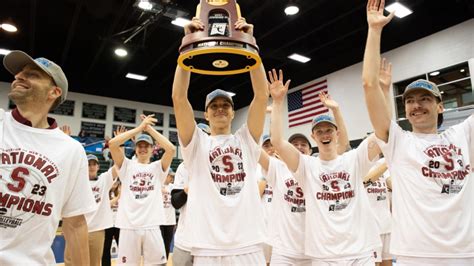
{"left": 237, "top": 19, "right": 269, "bottom": 142}
{"left": 172, "top": 18, "right": 204, "bottom": 147}
{"left": 363, "top": 161, "right": 388, "bottom": 183}
{"left": 248, "top": 64, "right": 269, "bottom": 142}
{"left": 109, "top": 116, "right": 156, "bottom": 168}
{"left": 258, "top": 149, "right": 270, "bottom": 172}
{"left": 319, "top": 92, "right": 350, "bottom": 154}
{"left": 362, "top": 0, "right": 395, "bottom": 142}
{"left": 367, "top": 134, "right": 382, "bottom": 161}
{"left": 379, "top": 57, "right": 394, "bottom": 118}
{"left": 141, "top": 114, "right": 176, "bottom": 171}
{"left": 268, "top": 69, "right": 300, "bottom": 172}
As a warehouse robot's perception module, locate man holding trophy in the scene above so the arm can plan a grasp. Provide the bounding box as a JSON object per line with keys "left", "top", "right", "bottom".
{"left": 172, "top": 1, "right": 270, "bottom": 264}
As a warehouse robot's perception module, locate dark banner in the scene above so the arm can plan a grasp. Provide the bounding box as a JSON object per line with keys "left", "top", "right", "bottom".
{"left": 82, "top": 102, "right": 107, "bottom": 120}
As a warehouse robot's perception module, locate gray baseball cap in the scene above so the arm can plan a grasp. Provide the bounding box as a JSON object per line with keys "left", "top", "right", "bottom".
{"left": 311, "top": 114, "right": 338, "bottom": 131}
{"left": 135, "top": 134, "right": 154, "bottom": 145}
{"left": 261, "top": 134, "right": 271, "bottom": 146}
{"left": 3, "top": 50, "right": 68, "bottom": 103}
{"left": 288, "top": 133, "right": 311, "bottom": 148}
{"left": 403, "top": 79, "right": 442, "bottom": 101}
{"left": 87, "top": 154, "right": 99, "bottom": 163}
{"left": 205, "top": 89, "right": 234, "bottom": 110}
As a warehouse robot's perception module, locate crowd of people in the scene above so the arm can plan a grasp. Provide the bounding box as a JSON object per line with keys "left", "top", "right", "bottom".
{"left": 0, "top": 1, "right": 472, "bottom": 265}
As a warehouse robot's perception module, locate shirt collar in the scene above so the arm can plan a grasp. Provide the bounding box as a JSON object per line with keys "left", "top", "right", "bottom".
{"left": 12, "top": 108, "right": 58, "bottom": 129}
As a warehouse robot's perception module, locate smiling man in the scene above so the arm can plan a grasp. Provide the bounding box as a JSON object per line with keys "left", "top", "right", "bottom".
{"left": 108, "top": 114, "right": 176, "bottom": 265}
{"left": 269, "top": 69, "right": 383, "bottom": 264}
{"left": 172, "top": 17, "right": 269, "bottom": 266}
{"left": 362, "top": 0, "right": 473, "bottom": 264}
{"left": 0, "top": 50, "right": 96, "bottom": 265}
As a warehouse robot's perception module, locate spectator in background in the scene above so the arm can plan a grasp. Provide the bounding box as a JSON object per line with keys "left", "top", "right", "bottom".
{"left": 161, "top": 171, "right": 176, "bottom": 259}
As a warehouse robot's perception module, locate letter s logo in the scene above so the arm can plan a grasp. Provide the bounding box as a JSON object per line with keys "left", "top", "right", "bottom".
{"left": 443, "top": 152, "right": 454, "bottom": 171}
{"left": 222, "top": 155, "right": 234, "bottom": 173}
{"left": 330, "top": 180, "right": 340, "bottom": 192}
{"left": 7, "top": 167, "right": 29, "bottom": 192}
{"left": 295, "top": 187, "right": 304, "bottom": 198}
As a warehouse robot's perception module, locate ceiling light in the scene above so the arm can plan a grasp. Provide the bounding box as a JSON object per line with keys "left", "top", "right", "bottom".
{"left": 429, "top": 71, "right": 440, "bottom": 76}
{"left": 0, "top": 48, "right": 11, "bottom": 55}
{"left": 126, "top": 73, "right": 147, "bottom": 81}
{"left": 284, "top": 5, "right": 299, "bottom": 16}
{"left": 171, "top": 17, "right": 191, "bottom": 27}
{"left": 385, "top": 3, "right": 413, "bottom": 18}
{"left": 227, "top": 92, "right": 236, "bottom": 97}
{"left": 288, "top": 53, "right": 311, "bottom": 63}
{"left": 460, "top": 69, "right": 465, "bottom": 73}
{"left": 114, "top": 48, "right": 128, "bottom": 57}
{"left": 138, "top": 0, "right": 153, "bottom": 10}
{"left": 0, "top": 23, "right": 17, "bottom": 32}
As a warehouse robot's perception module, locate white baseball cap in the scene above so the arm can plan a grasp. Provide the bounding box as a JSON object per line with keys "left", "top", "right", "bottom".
{"left": 3, "top": 50, "right": 69, "bottom": 103}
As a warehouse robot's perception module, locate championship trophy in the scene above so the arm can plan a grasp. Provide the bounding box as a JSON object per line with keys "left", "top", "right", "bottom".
{"left": 178, "top": 0, "right": 261, "bottom": 75}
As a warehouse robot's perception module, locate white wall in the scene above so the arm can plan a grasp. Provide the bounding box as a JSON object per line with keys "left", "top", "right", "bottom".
{"left": 233, "top": 19, "right": 474, "bottom": 145}
{"left": 0, "top": 81, "right": 205, "bottom": 158}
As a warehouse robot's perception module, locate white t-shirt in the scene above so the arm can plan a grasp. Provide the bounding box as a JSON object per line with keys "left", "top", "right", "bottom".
{"left": 180, "top": 124, "right": 265, "bottom": 254}
{"left": 162, "top": 183, "right": 176, "bottom": 226}
{"left": 257, "top": 165, "right": 273, "bottom": 239}
{"left": 171, "top": 162, "right": 191, "bottom": 251}
{"left": 294, "top": 139, "right": 381, "bottom": 259}
{"left": 110, "top": 180, "right": 120, "bottom": 227}
{"left": 264, "top": 156, "right": 306, "bottom": 258}
{"left": 0, "top": 109, "right": 97, "bottom": 265}
{"left": 115, "top": 158, "right": 168, "bottom": 229}
{"left": 85, "top": 168, "right": 115, "bottom": 232}
{"left": 365, "top": 158, "right": 392, "bottom": 234}
{"left": 376, "top": 117, "right": 474, "bottom": 258}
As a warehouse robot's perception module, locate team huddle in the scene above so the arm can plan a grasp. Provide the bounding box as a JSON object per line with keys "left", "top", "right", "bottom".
{"left": 0, "top": 0, "right": 472, "bottom": 265}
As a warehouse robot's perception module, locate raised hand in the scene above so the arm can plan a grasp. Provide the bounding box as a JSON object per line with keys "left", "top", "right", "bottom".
{"left": 139, "top": 114, "right": 157, "bottom": 132}
{"left": 268, "top": 69, "right": 291, "bottom": 103}
{"left": 319, "top": 91, "right": 339, "bottom": 110}
{"left": 379, "top": 57, "right": 392, "bottom": 93}
{"left": 367, "top": 0, "right": 395, "bottom": 30}
{"left": 235, "top": 17, "right": 254, "bottom": 36}
{"left": 184, "top": 17, "right": 204, "bottom": 35}
{"left": 113, "top": 125, "right": 127, "bottom": 137}
{"left": 60, "top": 125, "right": 71, "bottom": 136}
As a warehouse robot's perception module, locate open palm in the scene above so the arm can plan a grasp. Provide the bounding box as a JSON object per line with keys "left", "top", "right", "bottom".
{"left": 268, "top": 69, "right": 291, "bottom": 103}
{"left": 367, "top": 0, "right": 395, "bottom": 29}
{"left": 319, "top": 91, "right": 339, "bottom": 110}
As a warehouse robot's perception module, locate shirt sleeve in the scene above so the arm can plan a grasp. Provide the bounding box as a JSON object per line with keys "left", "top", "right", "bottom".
{"left": 62, "top": 147, "right": 97, "bottom": 218}
{"left": 101, "top": 167, "right": 115, "bottom": 191}
{"left": 265, "top": 157, "right": 279, "bottom": 187}
{"left": 172, "top": 163, "right": 187, "bottom": 190}
{"left": 293, "top": 153, "right": 310, "bottom": 185}
{"left": 375, "top": 121, "right": 404, "bottom": 167}
{"left": 235, "top": 124, "right": 261, "bottom": 166}
{"left": 152, "top": 160, "right": 167, "bottom": 183}
{"left": 179, "top": 125, "right": 205, "bottom": 170}
{"left": 118, "top": 157, "right": 131, "bottom": 180}
{"left": 446, "top": 114, "right": 473, "bottom": 167}
{"left": 354, "top": 138, "right": 378, "bottom": 182}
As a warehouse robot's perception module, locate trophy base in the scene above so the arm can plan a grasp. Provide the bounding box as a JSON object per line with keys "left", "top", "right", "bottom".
{"left": 178, "top": 40, "right": 261, "bottom": 75}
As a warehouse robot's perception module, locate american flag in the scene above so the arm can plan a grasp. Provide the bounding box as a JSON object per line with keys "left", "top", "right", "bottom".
{"left": 287, "top": 79, "right": 328, "bottom": 128}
